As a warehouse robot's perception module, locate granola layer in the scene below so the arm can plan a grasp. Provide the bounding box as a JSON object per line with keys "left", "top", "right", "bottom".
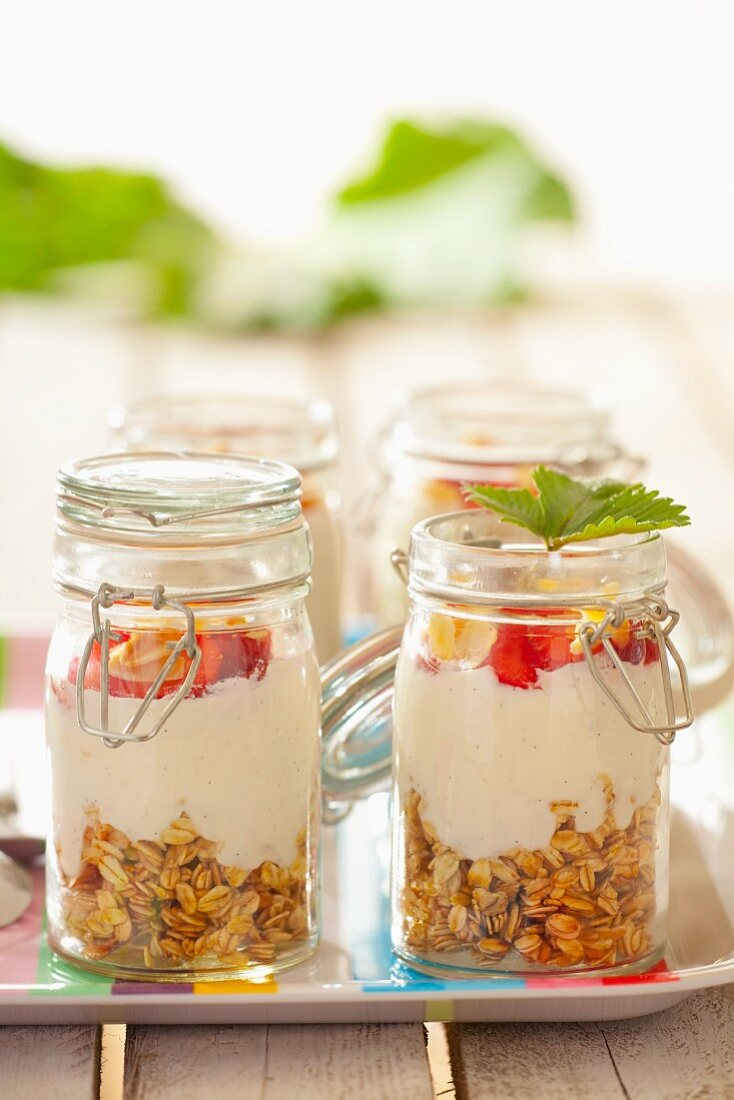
{"left": 56, "top": 810, "right": 315, "bottom": 970}
{"left": 399, "top": 778, "right": 661, "bottom": 970}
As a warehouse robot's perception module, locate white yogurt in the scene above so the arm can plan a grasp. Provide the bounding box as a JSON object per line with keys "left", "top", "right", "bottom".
{"left": 394, "top": 654, "right": 666, "bottom": 859}
{"left": 305, "top": 500, "right": 342, "bottom": 661}
{"left": 46, "top": 656, "right": 321, "bottom": 880}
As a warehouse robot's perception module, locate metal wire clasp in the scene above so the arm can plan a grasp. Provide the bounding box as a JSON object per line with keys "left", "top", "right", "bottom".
{"left": 390, "top": 548, "right": 409, "bottom": 585}
{"left": 579, "top": 594, "right": 694, "bottom": 745}
{"left": 76, "top": 583, "right": 202, "bottom": 750}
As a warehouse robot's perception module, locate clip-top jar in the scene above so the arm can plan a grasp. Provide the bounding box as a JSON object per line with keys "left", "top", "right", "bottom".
{"left": 45, "top": 453, "right": 320, "bottom": 980}
{"left": 391, "top": 510, "right": 693, "bottom": 978}
{"left": 366, "top": 379, "right": 734, "bottom": 714}
{"left": 109, "top": 394, "right": 342, "bottom": 661}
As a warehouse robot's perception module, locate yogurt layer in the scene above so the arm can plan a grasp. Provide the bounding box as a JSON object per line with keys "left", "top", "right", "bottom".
{"left": 394, "top": 654, "right": 667, "bottom": 859}
{"left": 47, "top": 656, "right": 321, "bottom": 880}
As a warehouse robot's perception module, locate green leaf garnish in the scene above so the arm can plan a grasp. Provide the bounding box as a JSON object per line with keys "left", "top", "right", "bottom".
{"left": 464, "top": 466, "right": 690, "bottom": 551}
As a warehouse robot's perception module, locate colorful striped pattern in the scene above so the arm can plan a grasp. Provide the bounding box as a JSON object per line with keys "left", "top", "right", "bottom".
{"left": 0, "top": 857, "right": 678, "bottom": 1002}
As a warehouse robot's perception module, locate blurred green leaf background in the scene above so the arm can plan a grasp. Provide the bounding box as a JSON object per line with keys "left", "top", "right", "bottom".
{"left": 0, "top": 119, "right": 576, "bottom": 331}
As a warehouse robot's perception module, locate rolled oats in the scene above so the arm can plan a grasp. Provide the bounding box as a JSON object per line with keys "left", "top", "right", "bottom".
{"left": 399, "top": 779, "right": 660, "bottom": 971}
{"left": 60, "top": 810, "right": 312, "bottom": 971}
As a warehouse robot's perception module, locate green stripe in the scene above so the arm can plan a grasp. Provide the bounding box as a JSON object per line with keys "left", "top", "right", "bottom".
{"left": 425, "top": 999, "right": 454, "bottom": 1021}
{"left": 34, "top": 913, "right": 114, "bottom": 997}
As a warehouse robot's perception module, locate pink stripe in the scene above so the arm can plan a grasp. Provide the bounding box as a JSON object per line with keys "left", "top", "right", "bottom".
{"left": 0, "top": 865, "right": 45, "bottom": 991}
{"left": 526, "top": 977, "right": 604, "bottom": 989}
{"left": 5, "top": 636, "right": 49, "bottom": 709}
{"left": 526, "top": 958, "right": 677, "bottom": 990}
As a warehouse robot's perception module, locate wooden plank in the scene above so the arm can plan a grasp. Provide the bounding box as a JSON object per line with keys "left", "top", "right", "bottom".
{"left": 447, "top": 1019, "right": 626, "bottom": 1100}
{"left": 600, "top": 985, "right": 734, "bottom": 1099}
{"left": 124, "top": 1023, "right": 433, "bottom": 1100}
{"left": 260, "top": 1023, "right": 433, "bottom": 1100}
{"left": 449, "top": 987, "right": 734, "bottom": 1099}
{"left": 123, "top": 1025, "right": 267, "bottom": 1099}
{"left": 0, "top": 1025, "right": 100, "bottom": 1100}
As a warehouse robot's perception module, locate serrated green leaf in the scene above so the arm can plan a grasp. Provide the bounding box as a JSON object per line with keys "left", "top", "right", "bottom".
{"left": 465, "top": 466, "right": 690, "bottom": 550}
{"left": 463, "top": 483, "right": 547, "bottom": 538}
{"left": 531, "top": 466, "right": 595, "bottom": 536}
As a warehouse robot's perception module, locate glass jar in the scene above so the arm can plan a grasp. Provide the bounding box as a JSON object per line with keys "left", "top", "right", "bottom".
{"left": 366, "top": 379, "right": 734, "bottom": 714}
{"left": 45, "top": 453, "right": 320, "bottom": 981}
{"left": 109, "top": 394, "right": 342, "bottom": 661}
{"left": 390, "top": 509, "right": 693, "bottom": 978}
{"left": 370, "top": 382, "right": 631, "bottom": 627}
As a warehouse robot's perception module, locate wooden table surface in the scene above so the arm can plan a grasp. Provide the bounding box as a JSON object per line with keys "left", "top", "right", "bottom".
{"left": 1, "top": 987, "right": 734, "bottom": 1099}
{"left": 2, "top": 288, "right": 734, "bottom": 1097}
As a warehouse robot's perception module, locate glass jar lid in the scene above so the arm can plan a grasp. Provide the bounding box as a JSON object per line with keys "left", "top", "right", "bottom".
{"left": 54, "top": 452, "right": 311, "bottom": 599}
{"left": 386, "top": 381, "right": 619, "bottom": 469}
{"left": 109, "top": 394, "right": 339, "bottom": 471}
{"left": 57, "top": 451, "right": 302, "bottom": 536}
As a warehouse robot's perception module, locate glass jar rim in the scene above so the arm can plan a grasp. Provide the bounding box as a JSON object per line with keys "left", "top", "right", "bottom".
{"left": 57, "top": 451, "right": 303, "bottom": 540}
{"left": 386, "top": 381, "right": 615, "bottom": 467}
{"left": 109, "top": 393, "right": 339, "bottom": 471}
{"left": 407, "top": 509, "right": 667, "bottom": 606}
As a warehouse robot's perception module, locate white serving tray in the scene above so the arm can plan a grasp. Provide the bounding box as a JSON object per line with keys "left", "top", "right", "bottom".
{"left": 0, "top": 704, "right": 732, "bottom": 1023}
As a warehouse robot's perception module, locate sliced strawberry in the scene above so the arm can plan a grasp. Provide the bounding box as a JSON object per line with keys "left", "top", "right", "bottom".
{"left": 529, "top": 624, "right": 580, "bottom": 672}
{"left": 67, "top": 627, "right": 272, "bottom": 700}
{"left": 196, "top": 635, "right": 225, "bottom": 688}
{"left": 484, "top": 623, "right": 538, "bottom": 688}
{"left": 217, "top": 629, "right": 272, "bottom": 681}
{"left": 612, "top": 634, "right": 646, "bottom": 665}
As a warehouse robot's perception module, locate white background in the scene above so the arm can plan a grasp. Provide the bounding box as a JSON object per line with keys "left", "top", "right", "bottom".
{"left": 1, "top": 0, "right": 733, "bottom": 283}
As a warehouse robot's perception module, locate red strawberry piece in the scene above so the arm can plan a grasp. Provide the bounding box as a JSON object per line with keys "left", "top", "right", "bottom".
{"left": 68, "top": 632, "right": 133, "bottom": 693}
{"left": 146, "top": 634, "right": 223, "bottom": 700}
{"left": 529, "top": 624, "right": 578, "bottom": 672}
{"left": 195, "top": 635, "right": 225, "bottom": 689}
{"left": 67, "top": 654, "right": 82, "bottom": 688}
{"left": 485, "top": 623, "right": 538, "bottom": 689}
{"left": 68, "top": 647, "right": 102, "bottom": 692}
{"left": 612, "top": 634, "right": 646, "bottom": 665}
{"left": 68, "top": 627, "right": 273, "bottom": 703}
{"left": 216, "top": 630, "right": 272, "bottom": 682}
{"left": 644, "top": 637, "right": 660, "bottom": 665}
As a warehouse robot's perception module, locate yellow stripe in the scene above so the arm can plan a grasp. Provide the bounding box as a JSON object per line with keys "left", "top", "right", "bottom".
{"left": 194, "top": 978, "right": 278, "bottom": 995}
{"left": 425, "top": 999, "right": 454, "bottom": 1022}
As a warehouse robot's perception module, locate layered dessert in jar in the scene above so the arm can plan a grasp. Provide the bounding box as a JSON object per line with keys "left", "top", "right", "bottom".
{"left": 45, "top": 453, "right": 321, "bottom": 979}
{"left": 110, "top": 394, "right": 343, "bottom": 660}
{"left": 47, "top": 615, "right": 319, "bottom": 975}
{"left": 391, "top": 508, "right": 686, "bottom": 977}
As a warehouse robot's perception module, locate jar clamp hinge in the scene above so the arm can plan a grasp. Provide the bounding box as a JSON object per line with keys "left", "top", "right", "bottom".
{"left": 76, "top": 583, "right": 202, "bottom": 750}
{"left": 579, "top": 595, "right": 694, "bottom": 745}
{"left": 390, "top": 549, "right": 409, "bottom": 585}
